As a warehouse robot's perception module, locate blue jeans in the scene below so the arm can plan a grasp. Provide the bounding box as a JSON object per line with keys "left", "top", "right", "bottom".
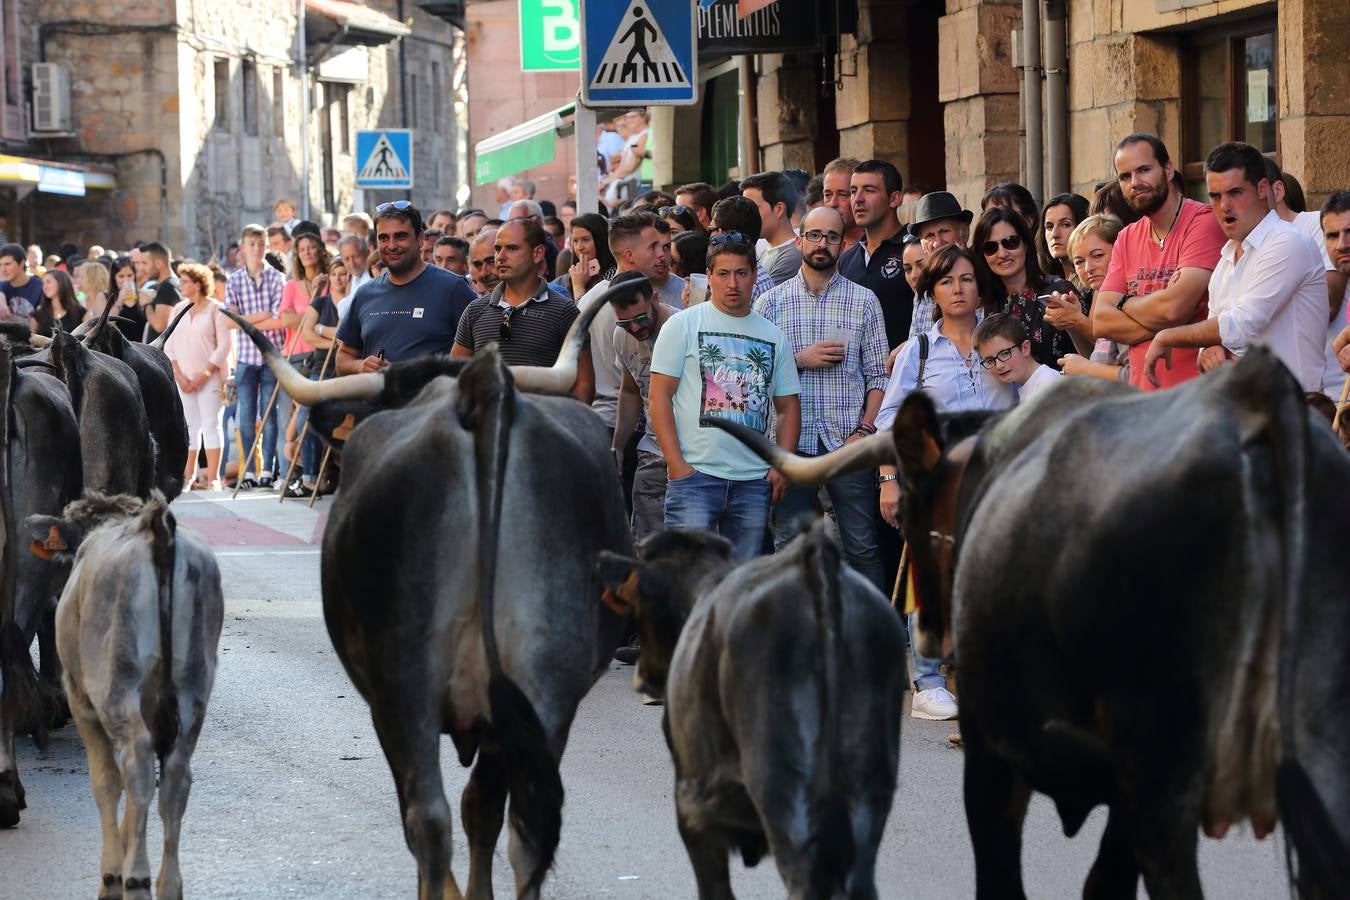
{"left": 663, "top": 470, "right": 771, "bottom": 562}
{"left": 294, "top": 371, "right": 321, "bottom": 481}
{"left": 219, "top": 401, "right": 237, "bottom": 468}
{"left": 909, "top": 611, "right": 945, "bottom": 692}
{"left": 235, "top": 363, "right": 279, "bottom": 477}
{"left": 771, "top": 437, "right": 886, "bottom": 594}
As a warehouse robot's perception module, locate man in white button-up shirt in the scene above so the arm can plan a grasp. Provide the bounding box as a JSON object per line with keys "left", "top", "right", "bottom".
{"left": 1145, "top": 142, "right": 1326, "bottom": 390}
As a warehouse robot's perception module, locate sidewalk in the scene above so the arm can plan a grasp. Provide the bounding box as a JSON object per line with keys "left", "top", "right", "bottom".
{"left": 171, "top": 487, "right": 331, "bottom": 551}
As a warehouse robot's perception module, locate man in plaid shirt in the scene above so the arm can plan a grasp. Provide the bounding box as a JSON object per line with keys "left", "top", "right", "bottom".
{"left": 225, "top": 223, "right": 287, "bottom": 488}
{"left": 756, "top": 206, "right": 890, "bottom": 592}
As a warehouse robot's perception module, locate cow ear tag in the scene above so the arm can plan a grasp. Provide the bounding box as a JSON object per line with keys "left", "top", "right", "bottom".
{"left": 600, "top": 570, "right": 640, "bottom": 616}
{"left": 30, "top": 540, "right": 54, "bottom": 560}
{"left": 44, "top": 525, "right": 67, "bottom": 551}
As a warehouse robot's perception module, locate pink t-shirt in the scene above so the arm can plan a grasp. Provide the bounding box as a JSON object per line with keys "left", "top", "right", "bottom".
{"left": 1101, "top": 198, "right": 1226, "bottom": 391}
{"left": 279, "top": 279, "right": 316, "bottom": 355}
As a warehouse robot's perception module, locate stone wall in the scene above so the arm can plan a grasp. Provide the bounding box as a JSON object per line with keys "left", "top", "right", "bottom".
{"left": 31, "top": 0, "right": 465, "bottom": 257}
{"left": 937, "top": 0, "right": 1022, "bottom": 212}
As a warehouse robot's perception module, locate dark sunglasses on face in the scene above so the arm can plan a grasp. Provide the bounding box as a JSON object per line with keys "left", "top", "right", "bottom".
{"left": 376, "top": 200, "right": 414, "bottom": 213}
{"left": 802, "top": 230, "right": 843, "bottom": 246}
{"left": 979, "top": 346, "right": 1017, "bottom": 369}
{"left": 981, "top": 234, "right": 1023, "bottom": 256}
{"left": 615, "top": 311, "right": 652, "bottom": 331}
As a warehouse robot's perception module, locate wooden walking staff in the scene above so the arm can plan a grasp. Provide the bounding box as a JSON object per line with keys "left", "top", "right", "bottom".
{"left": 232, "top": 327, "right": 305, "bottom": 500}
{"left": 307, "top": 339, "right": 348, "bottom": 509}
{"left": 1334, "top": 372, "right": 1350, "bottom": 432}
{"left": 278, "top": 335, "right": 340, "bottom": 503}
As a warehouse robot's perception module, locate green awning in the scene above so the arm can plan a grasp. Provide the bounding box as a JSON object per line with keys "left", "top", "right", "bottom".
{"left": 474, "top": 103, "right": 575, "bottom": 186}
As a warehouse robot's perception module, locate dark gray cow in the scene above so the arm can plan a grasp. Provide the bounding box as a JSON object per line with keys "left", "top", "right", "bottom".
{"left": 82, "top": 303, "right": 190, "bottom": 500}
{"left": 0, "top": 330, "right": 83, "bottom": 828}
{"left": 597, "top": 524, "right": 906, "bottom": 900}
{"left": 712, "top": 348, "right": 1350, "bottom": 899}
{"left": 225, "top": 286, "right": 631, "bottom": 900}
{"left": 28, "top": 491, "right": 223, "bottom": 899}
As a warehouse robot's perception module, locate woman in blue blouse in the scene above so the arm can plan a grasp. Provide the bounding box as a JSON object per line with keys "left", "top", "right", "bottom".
{"left": 873, "top": 243, "right": 1014, "bottom": 722}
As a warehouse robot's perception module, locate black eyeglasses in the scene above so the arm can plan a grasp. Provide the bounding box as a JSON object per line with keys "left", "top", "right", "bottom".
{"left": 615, "top": 311, "right": 652, "bottom": 331}
{"left": 710, "top": 232, "right": 749, "bottom": 246}
{"left": 659, "top": 205, "right": 692, "bottom": 218}
{"left": 980, "top": 234, "right": 1023, "bottom": 256}
{"left": 978, "top": 347, "right": 1018, "bottom": 369}
{"left": 376, "top": 200, "right": 414, "bottom": 213}
{"left": 801, "top": 230, "right": 844, "bottom": 246}
{"left": 499, "top": 307, "right": 514, "bottom": 343}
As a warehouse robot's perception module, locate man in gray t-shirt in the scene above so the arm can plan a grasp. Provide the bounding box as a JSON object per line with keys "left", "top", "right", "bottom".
{"left": 608, "top": 272, "right": 679, "bottom": 542}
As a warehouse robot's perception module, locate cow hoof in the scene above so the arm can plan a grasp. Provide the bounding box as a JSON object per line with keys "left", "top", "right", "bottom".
{"left": 98, "top": 872, "right": 122, "bottom": 899}
{"left": 122, "top": 875, "right": 152, "bottom": 895}
{"left": 0, "top": 804, "right": 18, "bottom": 828}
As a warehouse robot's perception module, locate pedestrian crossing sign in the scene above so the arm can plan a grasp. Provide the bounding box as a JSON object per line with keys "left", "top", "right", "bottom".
{"left": 580, "top": 0, "right": 697, "bottom": 106}
{"left": 355, "top": 129, "right": 415, "bottom": 189}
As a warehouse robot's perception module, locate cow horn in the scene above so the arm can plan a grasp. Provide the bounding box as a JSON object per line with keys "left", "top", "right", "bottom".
{"left": 703, "top": 419, "right": 896, "bottom": 485}
{"left": 148, "top": 303, "right": 193, "bottom": 351}
{"left": 74, "top": 295, "right": 116, "bottom": 343}
{"left": 508, "top": 276, "right": 648, "bottom": 394}
{"left": 27, "top": 334, "right": 52, "bottom": 348}
{"left": 217, "top": 306, "right": 385, "bottom": 403}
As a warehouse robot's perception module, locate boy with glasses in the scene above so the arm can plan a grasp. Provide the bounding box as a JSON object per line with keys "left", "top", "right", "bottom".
{"left": 974, "top": 313, "right": 1061, "bottom": 402}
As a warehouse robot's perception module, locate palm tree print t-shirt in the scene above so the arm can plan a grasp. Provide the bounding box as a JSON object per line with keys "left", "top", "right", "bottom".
{"left": 650, "top": 301, "right": 800, "bottom": 481}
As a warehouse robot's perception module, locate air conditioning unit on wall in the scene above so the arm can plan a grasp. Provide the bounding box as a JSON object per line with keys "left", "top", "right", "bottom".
{"left": 31, "top": 63, "right": 72, "bottom": 134}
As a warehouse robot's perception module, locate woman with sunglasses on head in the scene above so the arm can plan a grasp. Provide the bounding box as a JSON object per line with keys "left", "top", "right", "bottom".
{"left": 660, "top": 204, "right": 704, "bottom": 236}
{"left": 973, "top": 206, "right": 1089, "bottom": 368}
{"left": 874, "top": 244, "right": 1013, "bottom": 722}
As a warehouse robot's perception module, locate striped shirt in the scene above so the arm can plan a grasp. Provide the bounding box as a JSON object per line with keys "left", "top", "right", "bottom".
{"left": 454, "top": 279, "right": 578, "bottom": 367}
{"left": 755, "top": 270, "right": 889, "bottom": 453}
{"left": 753, "top": 263, "right": 774, "bottom": 303}
{"left": 225, "top": 264, "right": 286, "bottom": 366}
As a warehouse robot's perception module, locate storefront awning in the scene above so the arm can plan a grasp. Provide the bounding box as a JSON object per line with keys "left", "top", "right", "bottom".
{"left": 473, "top": 103, "right": 576, "bottom": 186}
{"left": 0, "top": 155, "right": 116, "bottom": 196}
{"left": 305, "top": 0, "right": 411, "bottom": 47}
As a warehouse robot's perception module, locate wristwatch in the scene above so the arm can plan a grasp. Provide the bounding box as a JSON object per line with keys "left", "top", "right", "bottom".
{"left": 878, "top": 473, "right": 898, "bottom": 484}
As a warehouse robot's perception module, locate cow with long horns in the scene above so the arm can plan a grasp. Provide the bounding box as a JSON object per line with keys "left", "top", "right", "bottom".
{"left": 710, "top": 348, "right": 1350, "bottom": 899}
{"left": 223, "top": 283, "right": 635, "bottom": 900}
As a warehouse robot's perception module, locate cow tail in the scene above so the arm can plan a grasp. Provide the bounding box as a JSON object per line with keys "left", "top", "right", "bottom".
{"left": 802, "top": 525, "right": 854, "bottom": 896}
{"left": 458, "top": 352, "right": 562, "bottom": 894}
{"left": 145, "top": 495, "right": 180, "bottom": 763}
{"left": 1269, "top": 371, "right": 1350, "bottom": 898}
{"left": 0, "top": 348, "right": 43, "bottom": 755}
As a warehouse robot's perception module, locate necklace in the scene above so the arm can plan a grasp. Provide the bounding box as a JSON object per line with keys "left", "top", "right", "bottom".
{"left": 1150, "top": 196, "right": 1183, "bottom": 250}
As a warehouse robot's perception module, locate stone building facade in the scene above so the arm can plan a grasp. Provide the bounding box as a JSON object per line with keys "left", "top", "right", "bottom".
{"left": 744, "top": 0, "right": 1349, "bottom": 212}
{"left": 2, "top": 0, "right": 467, "bottom": 258}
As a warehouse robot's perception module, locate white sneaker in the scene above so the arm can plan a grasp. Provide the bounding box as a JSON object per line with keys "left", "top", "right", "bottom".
{"left": 911, "top": 686, "right": 958, "bottom": 721}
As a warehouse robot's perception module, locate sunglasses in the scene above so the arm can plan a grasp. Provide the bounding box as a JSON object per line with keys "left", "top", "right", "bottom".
{"left": 499, "top": 307, "right": 515, "bottom": 342}
{"left": 978, "top": 346, "right": 1018, "bottom": 369}
{"left": 801, "top": 230, "right": 843, "bottom": 246}
{"left": 710, "top": 232, "right": 749, "bottom": 246}
{"left": 659, "top": 205, "right": 692, "bottom": 218}
{"left": 980, "top": 234, "right": 1023, "bottom": 256}
{"left": 615, "top": 311, "right": 652, "bottom": 331}
{"left": 375, "top": 200, "right": 415, "bottom": 213}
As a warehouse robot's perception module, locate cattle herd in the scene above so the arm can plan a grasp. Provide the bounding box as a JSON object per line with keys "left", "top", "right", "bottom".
{"left": 0, "top": 290, "right": 1347, "bottom": 900}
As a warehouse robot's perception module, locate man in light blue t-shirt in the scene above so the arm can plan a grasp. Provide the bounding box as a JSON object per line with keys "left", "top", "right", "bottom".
{"left": 649, "top": 234, "right": 801, "bottom": 561}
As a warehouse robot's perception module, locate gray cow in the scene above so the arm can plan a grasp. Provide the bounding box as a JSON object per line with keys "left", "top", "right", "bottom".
{"left": 598, "top": 523, "right": 907, "bottom": 900}
{"left": 28, "top": 492, "right": 223, "bottom": 900}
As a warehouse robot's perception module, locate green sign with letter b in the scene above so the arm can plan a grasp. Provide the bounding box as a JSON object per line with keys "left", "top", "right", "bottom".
{"left": 519, "top": 0, "right": 581, "bottom": 71}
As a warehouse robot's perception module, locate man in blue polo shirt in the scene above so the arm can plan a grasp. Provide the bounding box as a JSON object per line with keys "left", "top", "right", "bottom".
{"left": 335, "top": 201, "right": 475, "bottom": 374}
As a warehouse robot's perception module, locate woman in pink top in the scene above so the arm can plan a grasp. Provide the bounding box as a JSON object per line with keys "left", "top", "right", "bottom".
{"left": 164, "top": 262, "right": 231, "bottom": 489}
{"left": 278, "top": 232, "right": 330, "bottom": 362}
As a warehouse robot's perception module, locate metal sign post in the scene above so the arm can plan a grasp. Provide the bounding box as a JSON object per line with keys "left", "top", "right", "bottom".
{"left": 574, "top": 99, "right": 599, "bottom": 216}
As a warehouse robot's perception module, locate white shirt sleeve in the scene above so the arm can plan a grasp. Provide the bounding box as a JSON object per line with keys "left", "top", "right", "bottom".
{"left": 1216, "top": 231, "right": 1319, "bottom": 356}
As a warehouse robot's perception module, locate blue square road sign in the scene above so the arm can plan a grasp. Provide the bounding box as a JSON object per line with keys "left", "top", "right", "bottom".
{"left": 580, "top": 0, "right": 698, "bottom": 106}
{"left": 356, "top": 129, "right": 415, "bottom": 190}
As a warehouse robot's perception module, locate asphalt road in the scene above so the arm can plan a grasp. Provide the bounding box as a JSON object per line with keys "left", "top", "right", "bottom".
{"left": 4, "top": 490, "right": 1293, "bottom": 898}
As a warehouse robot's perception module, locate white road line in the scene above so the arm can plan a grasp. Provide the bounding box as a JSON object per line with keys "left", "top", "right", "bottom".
{"left": 216, "top": 550, "right": 322, "bottom": 557}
